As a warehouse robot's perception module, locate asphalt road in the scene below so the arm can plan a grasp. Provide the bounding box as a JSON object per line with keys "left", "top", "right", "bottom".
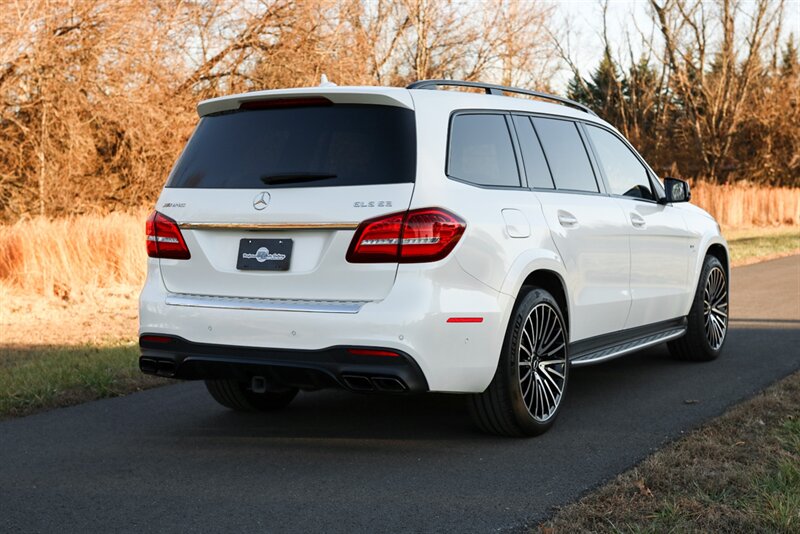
{"left": 2, "top": 256, "right": 799, "bottom": 533}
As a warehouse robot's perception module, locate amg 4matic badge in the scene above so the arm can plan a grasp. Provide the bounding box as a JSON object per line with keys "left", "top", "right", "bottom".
{"left": 236, "top": 239, "right": 292, "bottom": 271}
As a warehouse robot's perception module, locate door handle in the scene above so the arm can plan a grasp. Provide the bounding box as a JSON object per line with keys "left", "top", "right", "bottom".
{"left": 557, "top": 211, "right": 578, "bottom": 228}
{"left": 630, "top": 213, "right": 646, "bottom": 228}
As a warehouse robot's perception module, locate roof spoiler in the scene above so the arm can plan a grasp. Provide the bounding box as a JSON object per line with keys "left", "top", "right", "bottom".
{"left": 197, "top": 88, "right": 414, "bottom": 117}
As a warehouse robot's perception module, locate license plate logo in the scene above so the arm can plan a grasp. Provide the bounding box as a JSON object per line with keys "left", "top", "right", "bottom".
{"left": 242, "top": 246, "right": 286, "bottom": 263}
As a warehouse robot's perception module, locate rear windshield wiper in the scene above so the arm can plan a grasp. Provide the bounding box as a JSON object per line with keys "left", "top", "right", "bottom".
{"left": 260, "top": 173, "right": 337, "bottom": 185}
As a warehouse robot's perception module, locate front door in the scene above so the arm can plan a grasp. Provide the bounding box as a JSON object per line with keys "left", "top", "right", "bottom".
{"left": 582, "top": 123, "right": 690, "bottom": 329}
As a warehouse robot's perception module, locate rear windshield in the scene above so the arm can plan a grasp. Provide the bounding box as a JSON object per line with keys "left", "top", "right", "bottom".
{"left": 166, "top": 104, "right": 416, "bottom": 188}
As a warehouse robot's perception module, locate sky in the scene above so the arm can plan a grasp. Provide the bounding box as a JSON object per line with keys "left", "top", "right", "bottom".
{"left": 550, "top": 0, "right": 800, "bottom": 90}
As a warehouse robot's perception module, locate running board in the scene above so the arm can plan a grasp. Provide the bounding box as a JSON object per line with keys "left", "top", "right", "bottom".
{"left": 570, "top": 319, "right": 687, "bottom": 367}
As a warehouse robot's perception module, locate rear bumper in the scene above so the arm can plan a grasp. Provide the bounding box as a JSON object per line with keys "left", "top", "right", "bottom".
{"left": 139, "top": 258, "right": 514, "bottom": 393}
{"left": 139, "top": 336, "right": 428, "bottom": 393}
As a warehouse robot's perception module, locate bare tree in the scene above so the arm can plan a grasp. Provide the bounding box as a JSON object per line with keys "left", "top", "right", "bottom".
{"left": 649, "top": 0, "right": 785, "bottom": 181}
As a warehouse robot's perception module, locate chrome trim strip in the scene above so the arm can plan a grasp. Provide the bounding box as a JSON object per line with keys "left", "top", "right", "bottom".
{"left": 178, "top": 222, "right": 359, "bottom": 231}
{"left": 165, "top": 293, "right": 368, "bottom": 314}
{"left": 570, "top": 327, "right": 686, "bottom": 367}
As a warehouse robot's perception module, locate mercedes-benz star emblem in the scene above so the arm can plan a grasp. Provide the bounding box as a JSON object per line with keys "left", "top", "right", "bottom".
{"left": 252, "top": 191, "right": 271, "bottom": 211}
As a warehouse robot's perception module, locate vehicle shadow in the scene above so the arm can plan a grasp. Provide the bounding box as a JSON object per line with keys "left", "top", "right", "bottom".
{"left": 167, "top": 344, "right": 685, "bottom": 444}
{"left": 159, "top": 323, "right": 799, "bottom": 446}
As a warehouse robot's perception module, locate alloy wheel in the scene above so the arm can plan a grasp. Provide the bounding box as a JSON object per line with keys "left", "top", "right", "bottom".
{"left": 517, "top": 303, "right": 568, "bottom": 422}
{"left": 703, "top": 266, "right": 728, "bottom": 350}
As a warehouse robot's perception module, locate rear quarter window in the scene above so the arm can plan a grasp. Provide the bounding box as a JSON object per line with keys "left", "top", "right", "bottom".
{"left": 447, "top": 113, "right": 521, "bottom": 188}
{"left": 166, "top": 104, "right": 416, "bottom": 189}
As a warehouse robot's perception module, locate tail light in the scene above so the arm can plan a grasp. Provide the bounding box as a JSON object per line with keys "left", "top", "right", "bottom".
{"left": 146, "top": 210, "right": 191, "bottom": 260}
{"left": 346, "top": 208, "right": 465, "bottom": 263}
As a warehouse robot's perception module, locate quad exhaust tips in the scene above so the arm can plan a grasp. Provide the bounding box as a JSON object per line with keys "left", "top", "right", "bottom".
{"left": 341, "top": 374, "right": 408, "bottom": 393}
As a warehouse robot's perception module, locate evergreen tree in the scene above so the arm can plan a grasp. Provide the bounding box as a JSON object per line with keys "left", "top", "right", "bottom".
{"left": 781, "top": 34, "right": 798, "bottom": 77}
{"left": 566, "top": 47, "right": 624, "bottom": 124}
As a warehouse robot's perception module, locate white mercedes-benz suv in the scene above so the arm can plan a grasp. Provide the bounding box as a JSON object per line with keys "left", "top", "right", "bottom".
{"left": 139, "top": 80, "right": 729, "bottom": 437}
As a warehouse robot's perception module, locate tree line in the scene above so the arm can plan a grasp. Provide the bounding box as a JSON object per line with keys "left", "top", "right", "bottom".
{"left": 0, "top": 0, "right": 796, "bottom": 220}
{"left": 567, "top": 0, "right": 799, "bottom": 187}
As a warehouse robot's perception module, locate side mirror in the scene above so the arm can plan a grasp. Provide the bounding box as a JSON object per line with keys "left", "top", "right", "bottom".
{"left": 661, "top": 177, "right": 691, "bottom": 204}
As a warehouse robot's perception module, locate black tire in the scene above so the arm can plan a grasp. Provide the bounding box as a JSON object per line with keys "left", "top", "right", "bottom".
{"left": 468, "top": 287, "right": 569, "bottom": 437}
{"left": 204, "top": 379, "right": 298, "bottom": 411}
{"left": 668, "top": 254, "right": 728, "bottom": 361}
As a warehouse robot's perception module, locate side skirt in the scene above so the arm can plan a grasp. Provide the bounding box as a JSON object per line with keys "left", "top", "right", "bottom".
{"left": 569, "top": 317, "right": 687, "bottom": 367}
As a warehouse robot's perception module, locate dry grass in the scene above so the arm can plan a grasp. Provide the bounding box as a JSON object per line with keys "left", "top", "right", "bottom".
{"left": 0, "top": 284, "right": 139, "bottom": 346}
{"left": 0, "top": 211, "right": 147, "bottom": 300}
{"left": 540, "top": 371, "right": 800, "bottom": 533}
{"left": 692, "top": 181, "right": 800, "bottom": 228}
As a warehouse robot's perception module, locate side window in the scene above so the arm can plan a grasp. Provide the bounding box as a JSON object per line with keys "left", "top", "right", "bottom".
{"left": 448, "top": 114, "right": 521, "bottom": 187}
{"left": 585, "top": 125, "right": 654, "bottom": 200}
{"left": 532, "top": 117, "right": 598, "bottom": 193}
{"left": 512, "top": 115, "right": 554, "bottom": 189}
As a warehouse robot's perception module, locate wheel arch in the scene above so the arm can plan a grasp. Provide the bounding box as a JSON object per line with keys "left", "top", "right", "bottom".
{"left": 706, "top": 242, "right": 730, "bottom": 278}
{"left": 517, "top": 270, "right": 570, "bottom": 337}
{"left": 693, "top": 235, "right": 730, "bottom": 290}
{"left": 500, "top": 251, "right": 571, "bottom": 333}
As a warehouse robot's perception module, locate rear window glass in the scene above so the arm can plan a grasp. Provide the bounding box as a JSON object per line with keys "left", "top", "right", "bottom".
{"left": 447, "top": 114, "right": 521, "bottom": 188}
{"left": 166, "top": 104, "right": 416, "bottom": 188}
{"left": 532, "top": 117, "right": 598, "bottom": 193}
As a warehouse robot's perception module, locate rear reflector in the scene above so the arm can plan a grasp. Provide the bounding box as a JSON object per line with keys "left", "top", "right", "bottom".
{"left": 347, "top": 348, "right": 400, "bottom": 358}
{"left": 447, "top": 317, "right": 484, "bottom": 323}
{"left": 346, "top": 208, "right": 465, "bottom": 263}
{"left": 139, "top": 335, "right": 174, "bottom": 344}
{"left": 238, "top": 97, "right": 333, "bottom": 110}
{"left": 146, "top": 211, "right": 190, "bottom": 260}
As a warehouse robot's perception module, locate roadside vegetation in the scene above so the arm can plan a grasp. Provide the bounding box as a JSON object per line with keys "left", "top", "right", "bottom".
{"left": 0, "top": 344, "right": 161, "bottom": 419}
{"left": 727, "top": 227, "right": 800, "bottom": 266}
{"left": 0, "top": 212, "right": 145, "bottom": 299}
{"left": 540, "top": 371, "right": 800, "bottom": 533}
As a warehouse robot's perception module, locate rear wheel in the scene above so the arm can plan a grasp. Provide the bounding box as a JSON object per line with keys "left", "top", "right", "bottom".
{"left": 468, "top": 287, "right": 569, "bottom": 437}
{"left": 668, "top": 254, "right": 728, "bottom": 361}
{"left": 205, "top": 379, "right": 298, "bottom": 411}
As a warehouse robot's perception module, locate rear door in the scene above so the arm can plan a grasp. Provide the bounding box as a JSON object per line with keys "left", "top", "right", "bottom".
{"left": 155, "top": 98, "right": 417, "bottom": 301}
{"left": 519, "top": 115, "right": 632, "bottom": 342}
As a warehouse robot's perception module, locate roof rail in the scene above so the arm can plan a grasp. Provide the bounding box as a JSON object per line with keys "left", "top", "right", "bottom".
{"left": 406, "top": 79, "right": 597, "bottom": 117}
